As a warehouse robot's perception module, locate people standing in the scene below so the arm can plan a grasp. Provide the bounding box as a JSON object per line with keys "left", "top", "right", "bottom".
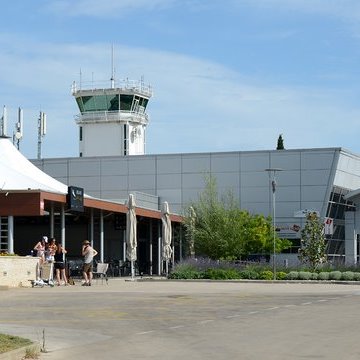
{"left": 54, "top": 242, "right": 68, "bottom": 286}
{"left": 82, "top": 240, "right": 98, "bottom": 286}
{"left": 45, "top": 237, "right": 57, "bottom": 263}
{"left": 33, "top": 236, "right": 48, "bottom": 266}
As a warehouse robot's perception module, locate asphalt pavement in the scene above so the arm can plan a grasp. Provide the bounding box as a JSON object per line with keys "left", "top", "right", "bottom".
{"left": 1, "top": 278, "right": 360, "bottom": 360}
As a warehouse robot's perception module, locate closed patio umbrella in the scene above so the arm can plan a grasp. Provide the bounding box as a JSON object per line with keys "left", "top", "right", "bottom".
{"left": 126, "top": 194, "right": 137, "bottom": 279}
{"left": 161, "top": 201, "right": 172, "bottom": 276}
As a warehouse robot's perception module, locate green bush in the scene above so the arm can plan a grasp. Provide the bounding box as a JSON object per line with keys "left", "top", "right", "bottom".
{"left": 276, "top": 271, "right": 287, "bottom": 280}
{"left": 239, "top": 269, "right": 258, "bottom": 280}
{"left": 310, "top": 272, "right": 318, "bottom": 280}
{"left": 286, "top": 271, "right": 299, "bottom": 280}
{"left": 317, "top": 272, "right": 330, "bottom": 280}
{"left": 203, "top": 268, "right": 240, "bottom": 280}
{"left": 259, "top": 270, "right": 273, "bottom": 280}
{"left": 298, "top": 271, "right": 312, "bottom": 280}
{"left": 341, "top": 271, "right": 355, "bottom": 281}
{"left": 353, "top": 272, "right": 360, "bottom": 281}
{"left": 169, "top": 265, "right": 203, "bottom": 279}
{"left": 329, "top": 271, "right": 342, "bottom": 280}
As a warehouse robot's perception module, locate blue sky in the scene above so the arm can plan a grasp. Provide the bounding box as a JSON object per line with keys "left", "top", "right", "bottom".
{"left": 1, "top": 0, "right": 360, "bottom": 158}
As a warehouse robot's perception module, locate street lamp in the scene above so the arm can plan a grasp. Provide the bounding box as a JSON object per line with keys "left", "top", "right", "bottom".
{"left": 265, "top": 168, "right": 283, "bottom": 280}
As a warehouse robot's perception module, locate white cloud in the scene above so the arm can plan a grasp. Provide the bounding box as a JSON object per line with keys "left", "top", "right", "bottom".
{"left": 0, "top": 34, "right": 359, "bottom": 159}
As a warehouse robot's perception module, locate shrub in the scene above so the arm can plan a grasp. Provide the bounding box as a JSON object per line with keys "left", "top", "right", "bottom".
{"left": 203, "top": 268, "right": 240, "bottom": 280}
{"left": 341, "top": 271, "right": 355, "bottom": 281}
{"left": 310, "top": 272, "right": 318, "bottom": 280}
{"left": 298, "top": 271, "right": 312, "bottom": 280}
{"left": 329, "top": 271, "right": 342, "bottom": 280}
{"left": 353, "top": 272, "right": 360, "bottom": 281}
{"left": 239, "top": 269, "right": 258, "bottom": 280}
{"left": 286, "top": 271, "right": 299, "bottom": 280}
{"left": 259, "top": 270, "right": 273, "bottom": 280}
{"left": 317, "top": 272, "right": 330, "bottom": 280}
{"left": 276, "top": 271, "right": 287, "bottom": 280}
{"left": 168, "top": 265, "right": 203, "bottom": 279}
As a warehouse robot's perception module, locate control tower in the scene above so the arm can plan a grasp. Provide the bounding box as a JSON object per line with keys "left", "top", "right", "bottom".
{"left": 72, "top": 77, "right": 152, "bottom": 157}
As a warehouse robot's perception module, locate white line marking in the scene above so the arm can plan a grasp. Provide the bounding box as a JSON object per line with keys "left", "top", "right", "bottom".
{"left": 199, "top": 320, "right": 214, "bottom": 324}
{"left": 301, "top": 302, "right": 312, "bottom": 305}
{"left": 248, "top": 311, "right": 259, "bottom": 314}
{"left": 317, "top": 299, "right": 328, "bottom": 302}
{"left": 265, "top": 307, "right": 279, "bottom": 310}
{"left": 284, "top": 304, "right": 296, "bottom": 308}
{"left": 169, "top": 325, "right": 185, "bottom": 329}
{"left": 136, "top": 330, "right": 155, "bottom": 335}
{"left": 225, "top": 314, "right": 241, "bottom": 318}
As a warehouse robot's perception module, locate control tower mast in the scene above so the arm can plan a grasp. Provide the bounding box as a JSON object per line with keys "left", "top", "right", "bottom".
{"left": 72, "top": 75, "right": 152, "bottom": 157}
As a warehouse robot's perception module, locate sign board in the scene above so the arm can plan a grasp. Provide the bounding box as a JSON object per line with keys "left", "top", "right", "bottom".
{"left": 324, "top": 217, "right": 334, "bottom": 235}
{"left": 294, "top": 209, "right": 320, "bottom": 218}
{"left": 276, "top": 224, "right": 301, "bottom": 239}
{"left": 67, "top": 186, "right": 84, "bottom": 212}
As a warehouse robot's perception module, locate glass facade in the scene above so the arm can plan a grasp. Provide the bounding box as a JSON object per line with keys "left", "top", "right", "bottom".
{"left": 76, "top": 94, "right": 148, "bottom": 113}
{"left": 326, "top": 186, "right": 355, "bottom": 258}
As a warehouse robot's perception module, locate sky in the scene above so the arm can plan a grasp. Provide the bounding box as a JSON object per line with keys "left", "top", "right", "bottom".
{"left": 1, "top": 0, "right": 360, "bottom": 159}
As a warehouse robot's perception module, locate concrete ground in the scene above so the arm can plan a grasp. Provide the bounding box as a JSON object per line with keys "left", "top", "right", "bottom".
{"left": 1, "top": 278, "right": 360, "bottom": 360}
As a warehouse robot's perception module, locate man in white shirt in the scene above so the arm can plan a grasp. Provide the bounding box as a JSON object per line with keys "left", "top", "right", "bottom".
{"left": 81, "top": 240, "right": 98, "bottom": 286}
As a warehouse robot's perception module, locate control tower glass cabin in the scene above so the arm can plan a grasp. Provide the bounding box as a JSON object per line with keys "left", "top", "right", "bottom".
{"left": 72, "top": 79, "right": 152, "bottom": 157}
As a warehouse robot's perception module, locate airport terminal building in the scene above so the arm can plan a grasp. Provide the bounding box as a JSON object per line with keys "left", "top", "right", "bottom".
{"left": 4, "top": 77, "right": 360, "bottom": 268}
{"left": 33, "top": 146, "right": 360, "bottom": 265}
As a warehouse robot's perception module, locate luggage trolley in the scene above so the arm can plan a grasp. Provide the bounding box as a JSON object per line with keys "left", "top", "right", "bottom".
{"left": 31, "top": 262, "right": 55, "bottom": 287}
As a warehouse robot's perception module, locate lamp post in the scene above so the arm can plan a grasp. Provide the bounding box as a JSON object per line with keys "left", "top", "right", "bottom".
{"left": 265, "top": 168, "right": 283, "bottom": 280}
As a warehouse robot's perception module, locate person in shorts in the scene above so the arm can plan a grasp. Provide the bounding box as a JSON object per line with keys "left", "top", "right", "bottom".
{"left": 81, "top": 240, "right": 98, "bottom": 286}
{"left": 54, "top": 242, "right": 68, "bottom": 286}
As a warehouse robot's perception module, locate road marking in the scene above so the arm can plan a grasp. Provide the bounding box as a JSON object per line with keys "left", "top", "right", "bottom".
{"left": 199, "top": 320, "right": 214, "bottom": 324}
{"left": 284, "top": 304, "right": 296, "bottom": 308}
{"left": 136, "top": 330, "right": 155, "bottom": 335}
{"left": 248, "top": 311, "right": 259, "bottom": 314}
{"left": 301, "top": 302, "right": 312, "bottom": 305}
{"left": 317, "top": 299, "right": 328, "bottom": 302}
{"left": 169, "top": 325, "right": 185, "bottom": 329}
{"left": 225, "top": 314, "right": 241, "bottom": 318}
{"left": 265, "top": 307, "right": 279, "bottom": 310}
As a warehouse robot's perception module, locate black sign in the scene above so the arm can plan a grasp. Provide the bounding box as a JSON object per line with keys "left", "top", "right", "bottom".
{"left": 67, "top": 186, "right": 84, "bottom": 212}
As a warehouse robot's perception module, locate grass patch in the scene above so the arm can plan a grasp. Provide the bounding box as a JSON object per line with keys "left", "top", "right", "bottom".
{"left": 0, "top": 333, "right": 32, "bottom": 354}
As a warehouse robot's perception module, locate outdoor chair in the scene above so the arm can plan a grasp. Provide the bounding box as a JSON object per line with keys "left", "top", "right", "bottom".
{"left": 93, "top": 263, "right": 109, "bottom": 284}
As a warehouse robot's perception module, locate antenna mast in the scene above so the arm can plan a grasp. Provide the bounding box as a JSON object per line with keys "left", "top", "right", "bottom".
{"left": 1, "top": 106, "right": 7, "bottom": 136}
{"left": 14, "top": 107, "right": 23, "bottom": 150}
{"left": 110, "top": 44, "right": 115, "bottom": 89}
{"left": 37, "top": 111, "right": 46, "bottom": 159}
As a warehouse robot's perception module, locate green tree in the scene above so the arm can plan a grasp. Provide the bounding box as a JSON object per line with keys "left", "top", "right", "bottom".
{"left": 277, "top": 134, "right": 285, "bottom": 150}
{"left": 183, "top": 176, "right": 291, "bottom": 260}
{"left": 298, "top": 212, "right": 327, "bottom": 271}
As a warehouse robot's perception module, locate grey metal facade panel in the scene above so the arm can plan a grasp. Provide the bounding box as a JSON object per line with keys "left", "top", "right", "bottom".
{"left": 240, "top": 153, "right": 269, "bottom": 171}
{"left": 301, "top": 185, "right": 327, "bottom": 202}
{"left": 101, "top": 175, "right": 128, "bottom": 191}
{"left": 182, "top": 173, "right": 208, "bottom": 189}
{"left": 40, "top": 160, "right": 69, "bottom": 178}
{"left": 212, "top": 172, "right": 240, "bottom": 188}
{"left": 241, "top": 172, "right": 271, "bottom": 187}
{"left": 128, "top": 157, "right": 156, "bottom": 175}
{"left": 128, "top": 174, "right": 156, "bottom": 189}
{"left": 157, "top": 174, "right": 182, "bottom": 189}
{"left": 240, "top": 187, "right": 269, "bottom": 203}
{"left": 269, "top": 152, "right": 301, "bottom": 170}
{"left": 101, "top": 159, "right": 129, "bottom": 176}
{"left": 300, "top": 151, "right": 335, "bottom": 170}
{"left": 275, "top": 186, "right": 301, "bottom": 202}
{"left": 156, "top": 156, "right": 182, "bottom": 174}
{"left": 182, "top": 155, "right": 211, "bottom": 173}
{"left": 157, "top": 189, "right": 182, "bottom": 204}
{"left": 68, "top": 176, "right": 101, "bottom": 191}
{"left": 69, "top": 159, "right": 101, "bottom": 176}
{"left": 301, "top": 169, "right": 331, "bottom": 185}
{"left": 276, "top": 201, "right": 303, "bottom": 218}
{"left": 210, "top": 154, "right": 240, "bottom": 172}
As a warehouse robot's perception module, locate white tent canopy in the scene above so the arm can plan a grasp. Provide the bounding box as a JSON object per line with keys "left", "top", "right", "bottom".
{"left": 0, "top": 137, "right": 68, "bottom": 194}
